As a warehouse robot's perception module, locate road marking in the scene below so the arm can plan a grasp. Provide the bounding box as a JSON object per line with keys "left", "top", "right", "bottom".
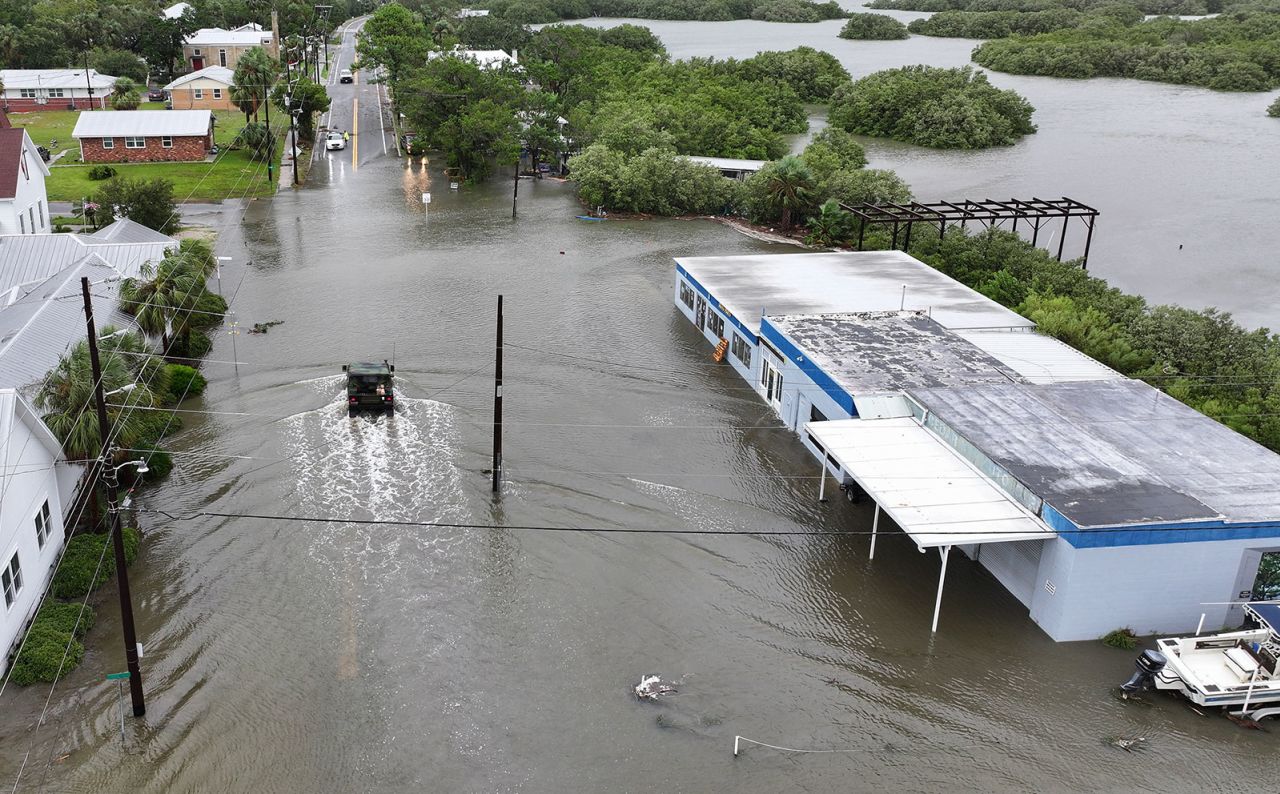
{"left": 352, "top": 96, "right": 359, "bottom": 170}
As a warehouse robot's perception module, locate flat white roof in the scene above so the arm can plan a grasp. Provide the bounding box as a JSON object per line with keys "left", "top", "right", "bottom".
{"left": 805, "top": 417, "right": 1056, "bottom": 548}
{"left": 73, "top": 110, "right": 212, "bottom": 139}
{"left": 685, "top": 156, "right": 768, "bottom": 172}
{"left": 957, "top": 329, "right": 1124, "bottom": 385}
{"left": 676, "top": 251, "right": 1035, "bottom": 336}
{"left": 186, "top": 27, "right": 273, "bottom": 46}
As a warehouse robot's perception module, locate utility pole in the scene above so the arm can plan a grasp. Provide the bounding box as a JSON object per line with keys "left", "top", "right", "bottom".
{"left": 511, "top": 166, "right": 518, "bottom": 219}
{"left": 284, "top": 54, "right": 299, "bottom": 186}
{"left": 263, "top": 80, "right": 274, "bottom": 182}
{"left": 492, "top": 295, "right": 503, "bottom": 493}
{"left": 80, "top": 277, "right": 145, "bottom": 717}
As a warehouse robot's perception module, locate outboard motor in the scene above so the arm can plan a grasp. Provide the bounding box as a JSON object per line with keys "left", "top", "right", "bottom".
{"left": 1120, "top": 649, "right": 1167, "bottom": 692}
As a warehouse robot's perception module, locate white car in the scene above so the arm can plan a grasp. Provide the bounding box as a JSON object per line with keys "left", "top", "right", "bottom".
{"left": 339, "top": 69, "right": 353, "bottom": 84}
{"left": 325, "top": 131, "right": 346, "bottom": 151}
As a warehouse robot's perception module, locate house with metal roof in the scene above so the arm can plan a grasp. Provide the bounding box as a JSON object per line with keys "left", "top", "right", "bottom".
{"left": 672, "top": 250, "right": 1280, "bottom": 642}
{"left": 684, "top": 156, "right": 768, "bottom": 180}
{"left": 0, "top": 69, "right": 116, "bottom": 111}
{"left": 0, "top": 387, "right": 84, "bottom": 676}
{"left": 164, "top": 66, "right": 236, "bottom": 111}
{"left": 0, "top": 128, "right": 50, "bottom": 236}
{"left": 428, "top": 49, "right": 519, "bottom": 70}
{"left": 72, "top": 110, "right": 214, "bottom": 164}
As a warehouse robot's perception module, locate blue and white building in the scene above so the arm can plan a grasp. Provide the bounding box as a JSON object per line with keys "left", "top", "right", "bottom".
{"left": 673, "top": 251, "right": 1280, "bottom": 642}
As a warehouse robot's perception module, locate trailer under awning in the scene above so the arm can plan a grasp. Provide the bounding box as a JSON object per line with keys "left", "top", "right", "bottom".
{"left": 805, "top": 417, "right": 1056, "bottom": 631}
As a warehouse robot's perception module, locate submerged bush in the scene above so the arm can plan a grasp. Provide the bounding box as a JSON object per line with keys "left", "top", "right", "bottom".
{"left": 167, "top": 364, "right": 208, "bottom": 402}
{"left": 1102, "top": 627, "right": 1139, "bottom": 650}
{"left": 839, "top": 13, "right": 910, "bottom": 40}
{"left": 828, "top": 65, "right": 1036, "bottom": 148}
{"left": 51, "top": 528, "right": 141, "bottom": 599}
{"left": 8, "top": 623, "right": 83, "bottom": 685}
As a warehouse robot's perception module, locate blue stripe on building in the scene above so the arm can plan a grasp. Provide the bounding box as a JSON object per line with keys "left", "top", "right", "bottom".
{"left": 760, "top": 317, "right": 855, "bottom": 415}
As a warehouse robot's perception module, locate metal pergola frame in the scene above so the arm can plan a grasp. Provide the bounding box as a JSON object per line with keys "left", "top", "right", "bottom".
{"left": 840, "top": 197, "right": 1100, "bottom": 270}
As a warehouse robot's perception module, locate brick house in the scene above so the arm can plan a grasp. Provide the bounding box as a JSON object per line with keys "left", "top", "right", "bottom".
{"left": 72, "top": 110, "right": 214, "bottom": 164}
{"left": 165, "top": 66, "right": 236, "bottom": 111}
{"left": 0, "top": 69, "right": 115, "bottom": 112}
{"left": 182, "top": 24, "right": 275, "bottom": 72}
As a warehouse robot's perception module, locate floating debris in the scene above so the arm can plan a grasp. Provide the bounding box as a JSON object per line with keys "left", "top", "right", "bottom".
{"left": 1105, "top": 735, "right": 1148, "bottom": 753}
{"left": 1225, "top": 712, "right": 1264, "bottom": 730}
{"left": 249, "top": 320, "right": 285, "bottom": 334}
{"left": 635, "top": 674, "right": 677, "bottom": 701}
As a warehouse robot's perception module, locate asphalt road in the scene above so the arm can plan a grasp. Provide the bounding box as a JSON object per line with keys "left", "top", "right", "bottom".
{"left": 314, "top": 17, "right": 397, "bottom": 179}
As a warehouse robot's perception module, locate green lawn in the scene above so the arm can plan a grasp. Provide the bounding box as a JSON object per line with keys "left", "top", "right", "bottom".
{"left": 18, "top": 108, "right": 286, "bottom": 201}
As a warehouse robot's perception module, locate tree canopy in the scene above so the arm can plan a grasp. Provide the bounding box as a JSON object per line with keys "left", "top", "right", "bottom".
{"left": 839, "top": 13, "right": 910, "bottom": 40}
{"left": 827, "top": 65, "right": 1037, "bottom": 148}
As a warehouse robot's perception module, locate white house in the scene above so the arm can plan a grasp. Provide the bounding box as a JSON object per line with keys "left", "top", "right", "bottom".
{"left": 162, "top": 2, "right": 192, "bottom": 19}
{"left": 0, "top": 389, "right": 82, "bottom": 673}
{"left": 0, "top": 127, "right": 50, "bottom": 236}
{"left": 0, "top": 69, "right": 116, "bottom": 111}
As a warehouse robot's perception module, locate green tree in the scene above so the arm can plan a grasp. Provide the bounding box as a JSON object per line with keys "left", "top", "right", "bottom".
{"left": 231, "top": 46, "right": 279, "bottom": 124}
{"left": 356, "top": 2, "right": 430, "bottom": 87}
{"left": 120, "top": 239, "right": 218, "bottom": 354}
{"left": 805, "top": 199, "right": 857, "bottom": 246}
{"left": 1268, "top": 95, "right": 1280, "bottom": 117}
{"left": 566, "top": 143, "right": 626, "bottom": 208}
{"left": 110, "top": 76, "right": 142, "bottom": 110}
{"left": 92, "top": 177, "right": 179, "bottom": 234}
{"left": 800, "top": 126, "right": 867, "bottom": 183}
{"left": 91, "top": 48, "right": 147, "bottom": 83}
{"left": 271, "top": 75, "right": 331, "bottom": 143}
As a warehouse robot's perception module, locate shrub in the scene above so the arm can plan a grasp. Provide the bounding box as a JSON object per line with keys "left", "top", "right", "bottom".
{"left": 1269, "top": 96, "right": 1280, "bottom": 117}
{"left": 34, "top": 600, "right": 96, "bottom": 639}
{"left": 1102, "top": 627, "right": 1139, "bottom": 650}
{"left": 839, "top": 13, "right": 910, "bottom": 40}
{"left": 188, "top": 292, "right": 229, "bottom": 330}
{"left": 8, "top": 623, "right": 83, "bottom": 685}
{"left": 828, "top": 65, "right": 1037, "bottom": 148}
{"left": 88, "top": 165, "right": 117, "bottom": 181}
{"left": 170, "top": 330, "right": 213, "bottom": 359}
{"left": 92, "top": 177, "right": 179, "bottom": 235}
{"left": 50, "top": 527, "right": 141, "bottom": 599}
{"left": 167, "top": 364, "right": 208, "bottom": 401}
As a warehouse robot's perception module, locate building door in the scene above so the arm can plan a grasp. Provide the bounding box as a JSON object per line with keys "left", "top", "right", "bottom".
{"left": 192, "top": 56, "right": 204, "bottom": 70}
{"left": 694, "top": 295, "right": 706, "bottom": 331}
{"left": 763, "top": 361, "right": 784, "bottom": 409}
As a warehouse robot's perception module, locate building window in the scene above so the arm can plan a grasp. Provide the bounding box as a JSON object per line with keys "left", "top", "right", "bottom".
{"left": 28, "top": 207, "right": 34, "bottom": 232}
{"left": 34, "top": 500, "right": 51, "bottom": 548}
{"left": 3, "top": 552, "right": 21, "bottom": 609}
{"left": 708, "top": 312, "right": 725, "bottom": 340}
{"left": 192, "top": 48, "right": 201, "bottom": 55}
{"left": 161, "top": 136, "right": 173, "bottom": 148}
{"left": 219, "top": 49, "right": 227, "bottom": 67}
{"left": 47, "top": 88, "right": 64, "bottom": 98}
{"left": 124, "top": 137, "right": 145, "bottom": 149}
{"left": 102, "top": 137, "right": 114, "bottom": 149}
{"left": 678, "top": 281, "right": 695, "bottom": 310}
{"left": 19, "top": 214, "right": 24, "bottom": 234}
{"left": 212, "top": 88, "right": 222, "bottom": 99}
{"left": 731, "top": 333, "right": 752, "bottom": 367}
{"left": 38, "top": 200, "right": 44, "bottom": 229}
{"left": 19, "top": 88, "right": 36, "bottom": 98}
{"left": 810, "top": 404, "right": 828, "bottom": 423}
{"left": 194, "top": 88, "right": 203, "bottom": 99}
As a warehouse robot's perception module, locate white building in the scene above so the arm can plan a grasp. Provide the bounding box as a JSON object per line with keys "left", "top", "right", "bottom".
{"left": 0, "top": 69, "right": 115, "bottom": 111}
{"left": 0, "top": 389, "right": 82, "bottom": 672}
{"left": 0, "top": 127, "right": 50, "bottom": 236}
{"left": 162, "top": 2, "right": 193, "bottom": 19}
{"left": 428, "top": 49, "right": 518, "bottom": 70}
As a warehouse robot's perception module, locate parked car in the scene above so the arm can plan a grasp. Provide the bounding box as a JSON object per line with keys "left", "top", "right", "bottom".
{"left": 147, "top": 88, "right": 167, "bottom": 102}
{"left": 339, "top": 69, "right": 353, "bottom": 84}
{"left": 325, "top": 131, "right": 346, "bottom": 151}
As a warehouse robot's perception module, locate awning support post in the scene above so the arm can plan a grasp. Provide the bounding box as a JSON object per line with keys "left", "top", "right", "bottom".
{"left": 869, "top": 504, "right": 880, "bottom": 560}
{"left": 817, "top": 460, "right": 827, "bottom": 502}
{"left": 931, "top": 545, "right": 951, "bottom": 633}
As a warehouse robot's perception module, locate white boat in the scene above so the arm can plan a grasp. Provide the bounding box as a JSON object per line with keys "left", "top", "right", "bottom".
{"left": 1121, "top": 602, "right": 1280, "bottom": 720}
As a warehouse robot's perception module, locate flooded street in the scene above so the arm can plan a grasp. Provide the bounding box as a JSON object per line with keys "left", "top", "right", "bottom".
{"left": 4, "top": 9, "right": 1280, "bottom": 792}
{"left": 3, "top": 151, "right": 1275, "bottom": 791}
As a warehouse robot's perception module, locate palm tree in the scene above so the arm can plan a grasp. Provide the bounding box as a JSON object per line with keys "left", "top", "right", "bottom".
{"left": 432, "top": 19, "right": 456, "bottom": 47}
{"left": 763, "top": 155, "right": 816, "bottom": 231}
{"left": 110, "top": 77, "right": 142, "bottom": 110}
{"left": 805, "top": 200, "right": 855, "bottom": 247}
{"left": 120, "top": 241, "right": 213, "bottom": 353}
{"left": 231, "top": 47, "right": 279, "bottom": 124}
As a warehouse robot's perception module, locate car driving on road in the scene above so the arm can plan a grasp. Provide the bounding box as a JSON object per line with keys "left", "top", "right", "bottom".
{"left": 325, "top": 131, "right": 346, "bottom": 151}
{"left": 339, "top": 69, "right": 353, "bottom": 83}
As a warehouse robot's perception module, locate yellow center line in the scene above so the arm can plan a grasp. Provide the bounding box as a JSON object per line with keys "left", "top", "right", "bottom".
{"left": 352, "top": 95, "right": 359, "bottom": 171}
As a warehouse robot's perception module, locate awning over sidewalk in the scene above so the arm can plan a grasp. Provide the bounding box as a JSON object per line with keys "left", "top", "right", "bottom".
{"left": 807, "top": 418, "right": 1055, "bottom": 548}
{"left": 805, "top": 417, "right": 1057, "bottom": 631}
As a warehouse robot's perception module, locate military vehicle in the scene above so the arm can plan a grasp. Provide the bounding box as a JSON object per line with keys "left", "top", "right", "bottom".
{"left": 342, "top": 361, "right": 395, "bottom": 416}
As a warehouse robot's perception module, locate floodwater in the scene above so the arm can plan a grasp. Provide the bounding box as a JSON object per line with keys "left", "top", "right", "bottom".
{"left": 577, "top": 5, "right": 1280, "bottom": 329}
{"left": 3, "top": 12, "right": 1279, "bottom": 794}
